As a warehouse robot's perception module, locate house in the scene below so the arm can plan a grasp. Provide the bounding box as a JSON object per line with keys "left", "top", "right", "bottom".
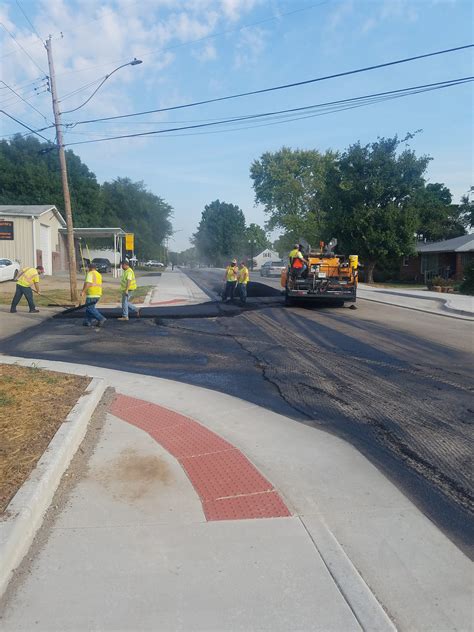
{"left": 253, "top": 248, "right": 281, "bottom": 270}
{"left": 400, "top": 234, "right": 474, "bottom": 282}
{"left": 0, "top": 205, "right": 67, "bottom": 275}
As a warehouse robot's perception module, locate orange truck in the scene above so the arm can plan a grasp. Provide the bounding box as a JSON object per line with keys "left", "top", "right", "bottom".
{"left": 281, "top": 241, "right": 358, "bottom": 306}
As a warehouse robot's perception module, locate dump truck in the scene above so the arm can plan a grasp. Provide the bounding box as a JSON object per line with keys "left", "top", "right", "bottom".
{"left": 281, "top": 240, "right": 358, "bottom": 306}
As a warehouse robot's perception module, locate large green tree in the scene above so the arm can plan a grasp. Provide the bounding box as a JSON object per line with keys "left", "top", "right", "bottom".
{"left": 193, "top": 199, "right": 246, "bottom": 265}
{"left": 250, "top": 147, "right": 337, "bottom": 245}
{"left": 326, "top": 136, "right": 430, "bottom": 282}
{"left": 101, "top": 178, "right": 173, "bottom": 259}
{"left": 245, "top": 223, "right": 271, "bottom": 255}
{"left": 0, "top": 136, "right": 173, "bottom": 259}
{"left": 0, "top": 135, "right": 103, "bottom": 226}
{"left": 414, "top": 183, "right": 467, "bottom": 241}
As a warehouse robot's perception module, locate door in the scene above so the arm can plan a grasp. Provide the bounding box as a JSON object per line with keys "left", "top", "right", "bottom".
{"left": 40, "top": 224, "right": 52, "bottom": 275}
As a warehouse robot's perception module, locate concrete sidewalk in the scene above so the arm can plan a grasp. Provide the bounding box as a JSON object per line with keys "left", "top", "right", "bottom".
{"left": 145, "top": 269, "right": 209, "bottom": 307}
{"left": 0, "top": 356, "right": 471, "bottom": 631}
{"left": 357, "top": 283, "right": 474, "bottom": 319}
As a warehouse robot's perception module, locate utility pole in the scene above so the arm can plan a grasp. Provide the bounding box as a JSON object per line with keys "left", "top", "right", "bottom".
{"left": 45, "top": 35, "right": 78, "bottom": 302}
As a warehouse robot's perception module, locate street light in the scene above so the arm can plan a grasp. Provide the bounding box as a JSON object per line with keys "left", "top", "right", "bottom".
{"left": 248, "top": 239, "right": 256, "bottom": 271}
{"left": 62, "top": 58, "right": 143, "bottom": 114}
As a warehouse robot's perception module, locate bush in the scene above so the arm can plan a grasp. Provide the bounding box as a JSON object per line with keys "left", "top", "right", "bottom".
{"left": 428, "top": 276, "right": 447, "bottom": 288}
{"left": 459, "top": 261, "right": 474, "bottom": 295}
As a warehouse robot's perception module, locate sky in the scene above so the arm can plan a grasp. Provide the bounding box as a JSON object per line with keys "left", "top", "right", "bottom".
{"left": 0, "top": 0, "right": 473, "bottom": 251}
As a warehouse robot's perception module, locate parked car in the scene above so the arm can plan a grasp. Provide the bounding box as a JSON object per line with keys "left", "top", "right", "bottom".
{"left": 92, "top": 257, "right": 112, "bottom": 273}
{"left": 260, "top": 260, "right": 285, "bottom": 277}
{"left": 0, "top": 258, "right": 20, "bottom": 282}
{"left": 79, "top": 257, "right": 91, "bottom": 271}
{"left": 145, "top": 260, "right": 164, "bottom": 267}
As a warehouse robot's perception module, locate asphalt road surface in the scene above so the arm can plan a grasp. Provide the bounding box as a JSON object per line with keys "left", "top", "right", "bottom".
{"left": 1, "top": 269, "right": 472, "bottom": 556}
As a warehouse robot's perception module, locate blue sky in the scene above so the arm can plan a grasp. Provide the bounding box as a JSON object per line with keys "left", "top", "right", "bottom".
{"left": 1, "top": 0, "right": 472, "bottom": 251}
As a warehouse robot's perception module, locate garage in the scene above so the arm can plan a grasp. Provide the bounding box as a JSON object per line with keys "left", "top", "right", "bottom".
{"left": 0, "top": 205, "right": 66, "bottom": 275}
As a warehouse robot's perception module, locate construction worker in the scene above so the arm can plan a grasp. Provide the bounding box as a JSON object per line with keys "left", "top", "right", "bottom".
{"left": 288, "top": 244, "right": 306, "bottom": 278}
{"left": 10, "top": 265, "right": 44, "bottom": 313}
{"left": 237, "top": 261, "right": 249, "bottom": 305}
{"left": 223, "top": 259, "right": 238, "bottom": 302}
{"left": 118, "top": 260, "right": 140, "bottom": 321}
{"left": 81, "top": 262, "right": 106, "bottom": 328}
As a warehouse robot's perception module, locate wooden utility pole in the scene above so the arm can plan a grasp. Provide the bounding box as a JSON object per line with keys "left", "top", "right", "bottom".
{"left": 45, "top": 35, "right": 78, "bottom": 302}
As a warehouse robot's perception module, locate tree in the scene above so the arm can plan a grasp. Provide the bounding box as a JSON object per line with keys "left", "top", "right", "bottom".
{"left": 245, "top": 223, "right": 270, "bottom": 255}
{"left": 0, "top": 135, "right": 102, "bottom": 226}
{"left": 326, "top": 136, "right": 430, "bottom": 283}
{"left": 193, "top": 200, "right": 246, "bottom": 265}
{"left": 101, "top": 178, "right": 173, "bottom": 259}
{"left": 250, "top": 147, "right": 337, "bottom": 244}
{"left": 414, "top": 183, "right": 467, "bottom": 241}
{"left": 273, "top": 232, "right": 300, "bottom": 258}
{"left": 458, "top": 191, "right": 474, "bottom": 230}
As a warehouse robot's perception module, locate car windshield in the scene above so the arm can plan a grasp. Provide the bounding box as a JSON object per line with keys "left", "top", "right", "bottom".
{"left": 93, "top": 258, "right": 109, "bottom": 263}
{"left": 0, "top": 259, "right": 11, "bottom": 266}
{"left": 271, "top": 261, "right": 284, "bottom": 266}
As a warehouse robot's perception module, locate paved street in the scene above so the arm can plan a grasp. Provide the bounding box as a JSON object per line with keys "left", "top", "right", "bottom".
{"left": 0, "top": 269, "right": 472, "bottom": 557}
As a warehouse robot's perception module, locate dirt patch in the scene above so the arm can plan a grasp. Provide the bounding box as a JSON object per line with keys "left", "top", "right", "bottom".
{"left": 95, "top": 448, "right": 171, "bottom": 501}
{"left": 0, "top": 364, "right": 90, "bottom": 513}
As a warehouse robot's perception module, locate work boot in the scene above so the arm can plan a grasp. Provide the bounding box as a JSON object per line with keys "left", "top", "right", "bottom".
{"left": 96, "top": 320, "right": 105, "bottom": 328}
{"left": 117, "top": 316, "right": 129, "bottom": 321}
{"left": 136, "top": 309, "right": 141, "bottom": 318}
{"left": 29, "top": 309, "right": 40, "bottom": 313}
{"left": 10, "top": 309, "right": 17, "bottom": 313}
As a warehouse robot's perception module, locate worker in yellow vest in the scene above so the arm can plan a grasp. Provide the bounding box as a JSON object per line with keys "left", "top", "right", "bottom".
{"left": 10, "top": 265, "right": 44, "bottom": 313}
{"left": 118, "top": 260, "right": 140, "bottom": 321}
{"left": 81, "top": 262, "right": 106, "bottom": 328}
{"left": 237, "top": 261, "right": 249, "bottom": 305}
{"left": 223, "top": 259, "right": 238, "bottom": 302}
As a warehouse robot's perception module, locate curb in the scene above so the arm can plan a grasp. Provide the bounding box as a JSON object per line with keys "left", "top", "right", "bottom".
{"left": 357, "top": 288, "right": 473, "bottom": 318}
{"left": 300, "top": 515, "right": 397, "bottom": 631}
{"left": 357, "top": 294, "right": 474, "bottom": 321}
{"left": 0, "top": 374, "right": 107, "bottom": 597}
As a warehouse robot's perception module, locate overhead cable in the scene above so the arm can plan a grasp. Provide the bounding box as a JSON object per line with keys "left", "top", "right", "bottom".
{"left": 0, "top": 109, "right": 53, "bottom": 143}
{"left": 66, "top": 44, "right": 474, "bottom": 126}
{"left": 0, "top": 21, "right": 47, "bottom": 74}
{"left": 62, "top": 76, "right": 473, "bottom": 147}
{"left": 15, "top": 0, "right": 43, "bottom": 43}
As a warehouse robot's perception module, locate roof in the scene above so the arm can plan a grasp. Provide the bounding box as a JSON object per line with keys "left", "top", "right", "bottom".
{"left": 0, "top": 205, "right": 66, "bottom": 227}
{"left": 59, "top": 227, "right": 126, "bottom": 238}
{"left": 417, "top": 234, "right": 474, "bottom": 253}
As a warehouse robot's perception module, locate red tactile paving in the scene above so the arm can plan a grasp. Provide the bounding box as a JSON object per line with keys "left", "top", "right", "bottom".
{"left": 110, "top": 394, "right": 290, "bottom": 521}
{"left": 147, "top": 421, "right": 234, "bottom": 459}
{"left": 204, "top": 491, "right": 291, "bottom": 521}
{"left": 180, "top": 449, "right": 273, "bottom": 501}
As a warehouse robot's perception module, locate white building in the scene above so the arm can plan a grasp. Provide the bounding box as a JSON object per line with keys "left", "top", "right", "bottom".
{"left": 253, "top": 248, "right": 281, "bottom": 270}
{"left": 0, "top": 205, "right": 66, "bottom": 275}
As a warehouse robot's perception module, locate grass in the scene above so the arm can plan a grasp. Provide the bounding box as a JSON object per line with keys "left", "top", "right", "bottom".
{"left": 0, "top": 284, "right": 154, "bottom": 306}
{"left": 0, "top": 365, "right": 90, "bottom": 513}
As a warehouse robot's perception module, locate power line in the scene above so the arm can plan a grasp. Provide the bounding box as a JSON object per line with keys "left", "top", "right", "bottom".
{"left": 62, "top": 76, "right": 473, "bottom": 147}
{"left": 15, "top": 0, "right": 43, "bottom": 43}
{"left": 0, "top": 21, "right": 47, "bottom": 75}
{"left": 0, "top": 109, "right": 53, "bottom": 143}
{"left": 0, "top": 80, "right": 50, "bottom": 122}
{"left": 66, "top": 43, "right": 474, "bottom": 127}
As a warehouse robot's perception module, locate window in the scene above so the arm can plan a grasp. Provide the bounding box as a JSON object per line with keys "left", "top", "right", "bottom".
{"left": 402, "top": 256, "right": 410, "bottom": 267}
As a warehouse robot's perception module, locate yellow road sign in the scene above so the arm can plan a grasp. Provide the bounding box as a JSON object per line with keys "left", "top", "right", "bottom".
{"left": 125, "top": 233, "right": 134, "bottom": 250}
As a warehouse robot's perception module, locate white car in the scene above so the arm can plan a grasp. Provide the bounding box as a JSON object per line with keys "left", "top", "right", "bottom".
{"left": 0, "top": 258, "right": 20, "bottom": 282}
{"left": 145, "top": 260, "right": 164, "bottom": 267}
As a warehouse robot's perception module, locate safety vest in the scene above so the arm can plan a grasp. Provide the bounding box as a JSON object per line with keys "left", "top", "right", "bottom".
{"left": 238, "top": 267, "right": 249, "bottom": 284}
{"left": 289, "top": 249, "right": 304, "bottom": 268}
{"left": 226, "top": 265, "right": 238, "bottom": 282}
{"left": 121, "top": 267, "right": 137, "bottom": 292}
{"left": 85, "top": 270, "right": 103, "bottom": 298}
{"left": 17, "top": 267, "right": 39, "bottom": 288}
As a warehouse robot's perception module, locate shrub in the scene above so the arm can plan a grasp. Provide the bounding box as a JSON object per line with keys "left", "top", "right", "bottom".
{"left": 459, "top": 261, "right": 474, "bottom": 295}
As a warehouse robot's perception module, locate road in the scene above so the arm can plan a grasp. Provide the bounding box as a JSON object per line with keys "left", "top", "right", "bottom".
{"left": 1, "top": 268, "right": 472, "bottom": 556}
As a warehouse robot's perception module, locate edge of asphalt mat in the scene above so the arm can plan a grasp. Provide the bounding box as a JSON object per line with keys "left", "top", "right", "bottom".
{"left": 0, "top": 373, "right": 107, "bottom": 598}
{"left": 1, "top": 357, "right": 472, "bottom": 631}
